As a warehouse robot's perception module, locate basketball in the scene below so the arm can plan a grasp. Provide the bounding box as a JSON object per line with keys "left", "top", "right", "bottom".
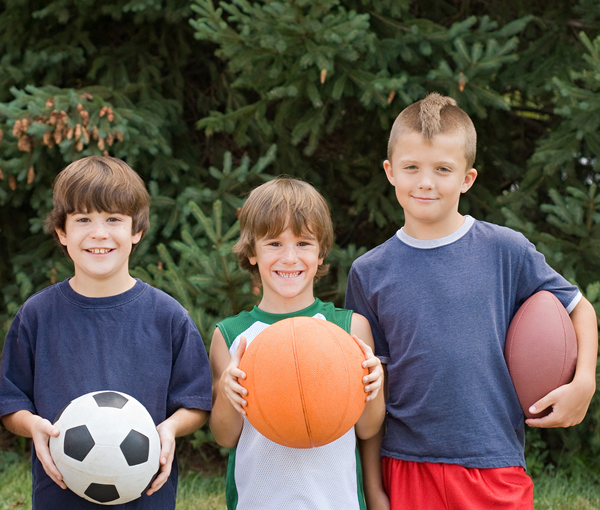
{"left": 239, "top": 316, "right": 368, "bottom": 448}
{"left": 505, "top": 291, "right": 578, "bottom": 418}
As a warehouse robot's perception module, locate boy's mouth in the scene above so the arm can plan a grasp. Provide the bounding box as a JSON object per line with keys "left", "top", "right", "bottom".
{"left": 87, "top": 248, "right": 113, "bottom": 254}
{"left": 276, "top": 271, "right": 302, "bottom": 278}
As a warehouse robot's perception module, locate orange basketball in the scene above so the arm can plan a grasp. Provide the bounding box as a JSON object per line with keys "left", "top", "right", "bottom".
{"left": 239, "top": 316, "right": 368, "bottom": 448}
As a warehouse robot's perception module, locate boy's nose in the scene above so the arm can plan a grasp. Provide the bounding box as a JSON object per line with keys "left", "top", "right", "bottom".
{"left": 281, "top": 246, "right": 298, "bottom": 262}
{"left": 90, "top": 222, "right": 109, "bottom": 238}
{"left": 418, "top": 174, "right": 434, "bottom": 189}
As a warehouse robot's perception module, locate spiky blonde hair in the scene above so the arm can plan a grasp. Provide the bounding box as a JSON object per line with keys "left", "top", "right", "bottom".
{"left": 387, "top": 93, "right": 477, "bottom": 168}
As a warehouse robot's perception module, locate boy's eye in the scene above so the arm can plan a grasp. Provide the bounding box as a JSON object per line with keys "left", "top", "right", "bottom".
{"left": 438, "top": 166, "right": 451, "bottom": 173}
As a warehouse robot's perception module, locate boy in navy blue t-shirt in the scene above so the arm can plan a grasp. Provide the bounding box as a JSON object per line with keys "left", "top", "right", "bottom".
{"left": 346, "top": 93, "right": 598, "bottom": 510}
{"left": 0, "top": 156, "right": 212, "bottom": 509}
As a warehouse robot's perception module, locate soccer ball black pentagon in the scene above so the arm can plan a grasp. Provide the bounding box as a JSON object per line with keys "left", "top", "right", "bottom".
{"left": 49, "top": 391, "right": 160, "bottom": 505}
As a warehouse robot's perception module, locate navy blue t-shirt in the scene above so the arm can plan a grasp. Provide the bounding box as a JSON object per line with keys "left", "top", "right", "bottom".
{"left": 346, "top": 217, "right": 580, "bottom": 469}
{"left": 0, "top": 279, "right": 212, "bottom": 509}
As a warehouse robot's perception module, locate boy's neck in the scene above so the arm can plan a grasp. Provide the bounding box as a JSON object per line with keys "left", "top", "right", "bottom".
{"left": 257, "top": 294, "right": 317, "bottom": 315}
{"left": 68, "top": 274, "right": 138, "bottom": 298}
{"left": 402, "top": 212, "right": 466, "bottom": 240}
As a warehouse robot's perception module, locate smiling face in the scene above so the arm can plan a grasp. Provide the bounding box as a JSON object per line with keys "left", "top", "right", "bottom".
{"left": 384, "top": 130, "right": 477, "bottom": 240}
{"left": 248, "top": 227, "right": 323, "bottom": 313}
{"left": 57, "top": 211, "right": 142, "bottom": 297}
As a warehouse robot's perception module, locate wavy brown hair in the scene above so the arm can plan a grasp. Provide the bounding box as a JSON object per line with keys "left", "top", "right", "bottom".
{"left": 233, "top": 177, "right": 334, "bottom": 284}
{"left": 45, "top": 156, "right": 150, "bottom": 256}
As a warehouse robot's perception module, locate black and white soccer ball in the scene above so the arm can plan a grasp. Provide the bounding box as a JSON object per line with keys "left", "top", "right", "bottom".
{"left": 49, "top": 390, "right": 161, "bottom": 505}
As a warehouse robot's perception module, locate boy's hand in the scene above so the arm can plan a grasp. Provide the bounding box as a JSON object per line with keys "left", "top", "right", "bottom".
{"left": 526, "top": 376, "right": 595, "bottom": 428}
{"left": 30, "top": 416, "right": 67, "bottom": 490}
{"left": 528, "top": 297, "right": 597, "bottom": 429}
{"left": 219, "top": 336, "right": 248, "bottom": 415}
{"left": 353, "top": 335, "right": 384, "bottom": 401}
{"left": 367, "top": 489, "right": 391, "bottom": 510}
{"left": 146, "top": 420, "right": 177, "bottom": 496}
{"left": 147, "top": 408, "right": 207, "bottom": 496}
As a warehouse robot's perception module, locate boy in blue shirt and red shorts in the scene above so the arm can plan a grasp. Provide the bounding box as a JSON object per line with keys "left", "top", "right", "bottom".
{"left": 0, "top": 156, "right": 212, "bottom": 509}
{"left": 345, "top": 93, "right": 598, "bottom": 509}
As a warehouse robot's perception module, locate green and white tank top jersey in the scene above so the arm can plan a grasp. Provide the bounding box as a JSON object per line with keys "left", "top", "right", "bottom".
{"left": 217, "top": 299, "right": 366, "bottom": 510}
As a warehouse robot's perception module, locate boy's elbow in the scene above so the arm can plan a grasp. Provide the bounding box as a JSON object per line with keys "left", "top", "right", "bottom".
{"left": 355, "top": 409, "right": 386, "bottom": 440}
{"left": 211, "top": 429, "right": 239, "bottom": 449}
{"left": 208, "top": 416, "right": 241, "bottom": 449}
{"left": 355, "top": 421, "right": 382, "bottom": 441}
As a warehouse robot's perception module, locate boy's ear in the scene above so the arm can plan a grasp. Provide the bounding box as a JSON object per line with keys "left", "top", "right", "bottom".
{"left": 461, "top": 168, "right": 478, "bottom": 194}
{"left": 248, "top": 255, "right": 257, "bottom": 266}
{"left": 56, "top": 228, "right": 68, "bottom": 246}
{"left": 132, "top": 231, "right": 143, "bottom": 245}
{"left": 383, "top": 160, "right": 395, "bottom": 185}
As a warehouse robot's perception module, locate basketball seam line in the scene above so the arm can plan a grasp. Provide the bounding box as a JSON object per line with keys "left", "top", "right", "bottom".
{"left": 329, "top": 328, "right": 351, "bottom": 441}
{"left": 292, "top": 320, "right": 314, "bottom": 447}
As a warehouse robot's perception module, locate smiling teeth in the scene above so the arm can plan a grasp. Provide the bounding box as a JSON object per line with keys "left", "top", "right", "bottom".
{"left": 278, "top": 272, "right": 300, "bottom": 278}
{"left": 89, "top": 249, "right": 111, "bottom": 254}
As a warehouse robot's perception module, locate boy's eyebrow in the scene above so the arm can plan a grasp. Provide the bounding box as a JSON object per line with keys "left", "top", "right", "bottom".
{"left": 398, "top": 157, "right": 460, "bottom": 166}
{"left": 260, "top": 231, "right": 317, "bottom": 241}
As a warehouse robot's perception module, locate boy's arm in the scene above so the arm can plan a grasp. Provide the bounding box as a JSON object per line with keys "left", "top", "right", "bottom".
{"left": 359, "top": 425, "right": 390, "bottom": 510}
{"left": 2, "top": 410, "right": 67, "bottom": 489}
{"left": 146, "top": 407, "right": 208, "bottom": 496}
{"left": 352, "top": 313, "right": 386, "bottom": 440}
{"left": 208, "top": 328, "right": 245, "bottom": 448}
{"left": 527, "top": 296, "right": 598, "bottom": 428}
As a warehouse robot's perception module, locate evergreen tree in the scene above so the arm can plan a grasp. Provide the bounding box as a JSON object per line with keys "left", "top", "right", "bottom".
{"left": 1, "top": 0, "right": 600, "bottom": 473}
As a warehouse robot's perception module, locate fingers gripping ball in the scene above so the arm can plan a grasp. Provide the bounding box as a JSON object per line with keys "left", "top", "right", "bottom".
{"left": 49, "top": 391, "right": 160, "bottom": 505}
{"left": 239, "top": 317, "right": 368, "bottom": 448}
{"left": 505, "top": 291, "right": 577, "bottom": 418}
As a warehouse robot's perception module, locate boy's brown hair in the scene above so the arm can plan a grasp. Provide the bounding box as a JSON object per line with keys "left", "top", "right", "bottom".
{"left": 45, "top": 156, "right": 151, "bottom": 255}
{"left": 233, "top": 177, "right": 334, "bottom": 283}
{"left": 387, "top": 93, "right": 477, "bottom": 169}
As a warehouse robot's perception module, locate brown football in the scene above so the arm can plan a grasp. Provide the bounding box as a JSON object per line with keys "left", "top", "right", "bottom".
{"left": 505, "top": 291, "right": 577, "bottom": 419}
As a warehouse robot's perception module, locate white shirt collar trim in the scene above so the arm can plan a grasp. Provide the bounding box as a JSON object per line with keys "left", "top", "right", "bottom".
{"left": 396, "top": 215, "right": 475, "bottom": 249}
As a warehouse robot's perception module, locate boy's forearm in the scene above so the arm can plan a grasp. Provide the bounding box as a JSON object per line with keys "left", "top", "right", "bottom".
{"left": 208, "top": 393, "right": 244, "bottom": 448}
{"left": 355, "top": 389, "right": 386, "bottom": 440}
{"left": 359, "top": 426, "right": 388, "bottom": 508}
{"left": 570, "top": 297, "right": 598, "bottom": 389}
{"left": 2, "top": 410, "right": 41, "bottom": 438}
{"left": 161, "top": 407, "right": 208, "bottom": 438}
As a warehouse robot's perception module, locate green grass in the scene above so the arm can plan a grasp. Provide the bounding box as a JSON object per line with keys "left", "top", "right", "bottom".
{"left": 0, "top": 450, "right": 226, "bottom": 510}
{"left": 1, "top": 451, "right": 599, "bottom": 509}
{"left": 0, "top": 451, "right": 31, "bottom": 510}
{"left": 532, "top": 473, "right": 600, "bottom": 510}
{"left": 176, "top": 470, "right": 226, "bottom": 510}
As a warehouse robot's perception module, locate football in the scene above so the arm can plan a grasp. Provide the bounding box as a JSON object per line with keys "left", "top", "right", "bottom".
{"left": 505, "top": 291, "right": 578, "bottom": 419}
{"left": 49, "top": 391, "right": 160, "bottom": 505}
{"left": 239, "top": 316, "right": 368, "bottom": 448}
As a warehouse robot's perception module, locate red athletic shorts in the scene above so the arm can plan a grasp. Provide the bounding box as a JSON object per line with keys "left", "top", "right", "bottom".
{"left": 382, "top": 456, "right": 534, "bottom": 510}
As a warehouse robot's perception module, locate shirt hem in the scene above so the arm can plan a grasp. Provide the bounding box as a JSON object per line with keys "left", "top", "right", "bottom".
{"left": 380, "top": 449, "right": 526, "bottom": 470}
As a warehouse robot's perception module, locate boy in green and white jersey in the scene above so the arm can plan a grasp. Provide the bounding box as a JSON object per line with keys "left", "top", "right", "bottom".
{"left": 209, "top": 177, "right": 385, "bottom": 510}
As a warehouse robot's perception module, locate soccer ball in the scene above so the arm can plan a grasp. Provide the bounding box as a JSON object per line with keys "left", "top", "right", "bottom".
{"left": 49, "top": 391, "right": 161, "bottom": 505}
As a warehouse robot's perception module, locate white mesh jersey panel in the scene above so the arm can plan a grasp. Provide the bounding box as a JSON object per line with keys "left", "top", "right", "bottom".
{"left": 229, "top": 313, "right": 361, "bottom": 510}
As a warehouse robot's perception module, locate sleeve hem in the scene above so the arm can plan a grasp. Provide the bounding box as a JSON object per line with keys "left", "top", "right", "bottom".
{"left": 566, "top": 291, "right": 583, "bottom": 314}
